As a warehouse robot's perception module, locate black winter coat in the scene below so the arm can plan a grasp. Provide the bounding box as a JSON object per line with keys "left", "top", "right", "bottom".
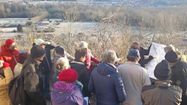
{"left": 170, "top": 59, "right": 187, "bottom": 95}
{"left": 70, "top": 60, "right": 90, "bottom": 97}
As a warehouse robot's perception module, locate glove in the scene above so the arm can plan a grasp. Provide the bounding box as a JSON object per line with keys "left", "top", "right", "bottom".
{"left": 148, "top": 56, "right": 154, "bottom": 60}
{"left": 0, "top": 60, "right": 9, "bottom": 69}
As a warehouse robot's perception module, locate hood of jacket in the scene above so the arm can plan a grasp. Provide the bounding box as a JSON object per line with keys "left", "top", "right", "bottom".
{"left": 51, "top": 81, "right": 77, "bottom": 104}
{"left": 96, "top": 63, "right": 117, "bottom": 76}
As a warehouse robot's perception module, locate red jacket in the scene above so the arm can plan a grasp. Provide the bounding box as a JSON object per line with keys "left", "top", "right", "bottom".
{"left": 85, "top": 49, "right": 99, "bottom": 71}
{"left": 0, "top": 45, "right": 20, "bottom": 71}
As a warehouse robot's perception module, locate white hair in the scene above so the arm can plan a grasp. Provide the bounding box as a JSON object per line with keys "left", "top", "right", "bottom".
{"left": 102, "top": 50, "right": 119, "bottom": 64}
{"left": 56, "top": 57, "right": 70, "bottom": 70}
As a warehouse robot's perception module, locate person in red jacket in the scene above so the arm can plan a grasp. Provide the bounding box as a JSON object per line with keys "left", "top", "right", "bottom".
{"left": 0, "top": 39, "right": 22, "bottom": 72}
{"left": 79, "top": 41, "right": 99, "bottom": 71}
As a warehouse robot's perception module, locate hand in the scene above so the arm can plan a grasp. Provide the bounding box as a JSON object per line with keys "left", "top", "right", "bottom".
{"left": 149, "top": 56, "right": 154, "bottom": 60}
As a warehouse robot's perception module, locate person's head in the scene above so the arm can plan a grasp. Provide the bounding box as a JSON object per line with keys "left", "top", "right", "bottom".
{"left": 127, "top": 49, "right": 140, "bottom": 63}
{"left": 54, "top": 46, "right": 65, "bottom": 57}
{"left": 75, "top": 49, "right": 87, "bottom": 62}
{"left": 56, "top": 57, "right": 70, "bottom": 71}
{"left": 0, "top": 60, "right": 10, "bottom": 70}
{"left": 102, "top": 50, "right": 119, "bottom": 64}
{"left": 34, "top": 38, "right": 46, "bottom": 49}
{"left": 4, "top": 39, "right": 16, "bottom": 50}
{"left": 130, "top": 42, "right": 140, "bottom": 49}
{"left": 164, "top": 44, "right": 175, "bottom": 53}
{"left": 58, "top": 68, "right": 78, "bottom": 83}
{"left": 79, "top": 41, "right": 88, "bottom": 49}
{"left": 154, "top": 60, "right": 171, "bottom": 81}
{"left": 30, "top": 45, "right": 46, "bottom": 63}
{"left": 165, "top": 50, "right": 179, "bottom": 66}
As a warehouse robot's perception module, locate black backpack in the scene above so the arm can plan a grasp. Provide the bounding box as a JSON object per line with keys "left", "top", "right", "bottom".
{"left": 8, "top": 71, "right": 26, "bottom": 105}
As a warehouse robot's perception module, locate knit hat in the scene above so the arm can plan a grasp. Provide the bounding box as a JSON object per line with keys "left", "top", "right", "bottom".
{"left": 30, "top": 45, "right": 45, "bottom": 58}
{"left": 58, "top": 68, "right": 78, "bottom": 83}
{"left": 165, "top": 51, "right": 179, "bottom": 63}
{"left": 54, "top": 46, "right": 65, "bottom": 56}
{"left": 79, "top": 41, "right": 88, "bottom": 49}
{"left": 34, "top": 38, "right": 46, "bottom": 45}
{"left": 154, "top": 60, "right": 171, "bottom": 80}
{"left": 5, "top": 39, "right": 15, "bottom": 48}
{"left": 0, "top": 60, "right": 10, "bottom": 68}
{"left": 127, "top": 49, "right": 140, "bottom": 58}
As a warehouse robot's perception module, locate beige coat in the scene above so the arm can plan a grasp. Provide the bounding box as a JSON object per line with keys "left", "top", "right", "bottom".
{"left": 0, "top": 67, "right": 13, "bottom": 105}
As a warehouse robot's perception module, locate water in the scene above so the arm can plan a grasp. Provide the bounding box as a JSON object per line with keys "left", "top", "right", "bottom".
{"left": 0, "top": 18, "right": 29, "bottom": 27}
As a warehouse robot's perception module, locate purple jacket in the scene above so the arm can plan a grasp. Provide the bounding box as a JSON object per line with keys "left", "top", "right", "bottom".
{"left": 51, "top": 81, "right": 84, "bottom": 105}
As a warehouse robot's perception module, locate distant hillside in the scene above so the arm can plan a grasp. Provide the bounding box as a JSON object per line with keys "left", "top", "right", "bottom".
{"left": 94, "top": 0, "right": 187, "bottom": 7}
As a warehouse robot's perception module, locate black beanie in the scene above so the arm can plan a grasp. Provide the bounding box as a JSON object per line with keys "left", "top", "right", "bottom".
{"left": 154, "top": 60, "right": 171, "bottom": 80}
{"left": 165, "top": 51, "right": 179, "bottom": 63}
{"left": 55, "top": 46, "right": 64, "bottom": 56}
{"left": 31, "top": 45, "right": 45, "bottom": 58}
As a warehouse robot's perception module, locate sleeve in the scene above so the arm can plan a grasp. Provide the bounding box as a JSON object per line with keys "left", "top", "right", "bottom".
{"left": 91, "top": 57, "right": 100, "bottom": 64}
{"left": 113, "top": 74, "right": 126, "bottom": 102}
{"left": 88, "top": 74, "right": 95, "bottom": 93}
{"left": 140, "top": 47, "right": 150, "bottom": 55}
{"left": 0, "top": 56, "right": 3, "bottom": 60}
{"left": 139, "top": 46, "right": 153, "bottom": 67}
{"left": 12, "top": 49, "right": 20, "bottom": 63}
{"left": 46, "top": 44, "right": 56, "bottom": 50}
{"left": 89, "top": 50, "right": 99, "bottom": 64}
{"left": 65, "top": 51, "right": 75, "bottom": 61}
{"left": 174, "top": 86, "right": 183, "bottom": 105}
{"left": 2, "top": 68, "right": 13, "bottom": 85}
{"left": 24, "top": 65, "right": 39, "bottom": 92}
{"left": 181, "top": 62, "right": 187, "bottom": 95}
{"left": 72, "top": 89, "right": 84, "bottom": 105}
{"left": 142, "top": 69, "right": 151, "bottom": 86}
{"left": 18, "top": 52, "right": 29, "bottom": 64}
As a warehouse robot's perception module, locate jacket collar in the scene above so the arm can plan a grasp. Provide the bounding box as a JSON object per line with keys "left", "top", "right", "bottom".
{"left": 24, "top": 56, "right": 40, "bottom": 66}
{"left": 71, "top": 60, "right": 85, "bottom": 65}
{"left": 155, "top": 80, "right": 172, "bottom": 88}
{"left": 126, "top": 61, "right": 140, "bottom": 66}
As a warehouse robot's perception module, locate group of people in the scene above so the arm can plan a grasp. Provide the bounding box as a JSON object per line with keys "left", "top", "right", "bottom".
{"left": 0, "top": 38, "right": 186, "bottom": 105}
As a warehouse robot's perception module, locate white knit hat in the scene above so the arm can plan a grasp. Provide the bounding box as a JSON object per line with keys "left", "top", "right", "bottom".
{"left": 34, "top": 38, "right": 46, "bottom": 45}
{"left": 79, "top": 41, "right": 88, "bottom": 49}
{"left": 0, "top": 60, "right": 4, "bottom": 68}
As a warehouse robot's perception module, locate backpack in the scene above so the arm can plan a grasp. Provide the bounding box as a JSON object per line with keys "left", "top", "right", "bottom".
{"left": 8, "top": 71, "right": 26, "bottom": 105}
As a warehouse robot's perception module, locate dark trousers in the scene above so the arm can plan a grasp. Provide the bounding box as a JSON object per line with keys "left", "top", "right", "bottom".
{"left": 181, "top": 95, "right": 187, "bottom": 105}
{"left": 26, "top": 91, "right": 46, "bottom": 105}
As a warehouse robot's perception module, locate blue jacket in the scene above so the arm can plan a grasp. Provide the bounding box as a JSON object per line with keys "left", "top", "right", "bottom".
{"left": 88, "top": 63, "right": 126, "bottom": 105}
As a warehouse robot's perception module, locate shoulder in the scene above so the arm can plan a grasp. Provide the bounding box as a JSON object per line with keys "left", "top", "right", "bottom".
{"left": 23, "top": 62, "right": 36, "bottom": 73}
{"left": 141, "top": 67, "right": 148, "bottom": 73}
{"left": 142, "top": 85, "right": 156, "bottom": 93}
{"left": 170, "top": 85, "right": 183, "bottom": 93}
{"left": 71, "top": 86, "right": 84, "bottom": 100}
{"left": 117, "top": 64, "right": 127, "bottom": 71}
{"left": 71, "top": 62, "right": 87, "bottom": 70}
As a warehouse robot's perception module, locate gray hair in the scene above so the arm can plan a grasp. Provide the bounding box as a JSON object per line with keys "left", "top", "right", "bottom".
{"left": 102, "top": 50, "right": 119, "bottom": 64}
